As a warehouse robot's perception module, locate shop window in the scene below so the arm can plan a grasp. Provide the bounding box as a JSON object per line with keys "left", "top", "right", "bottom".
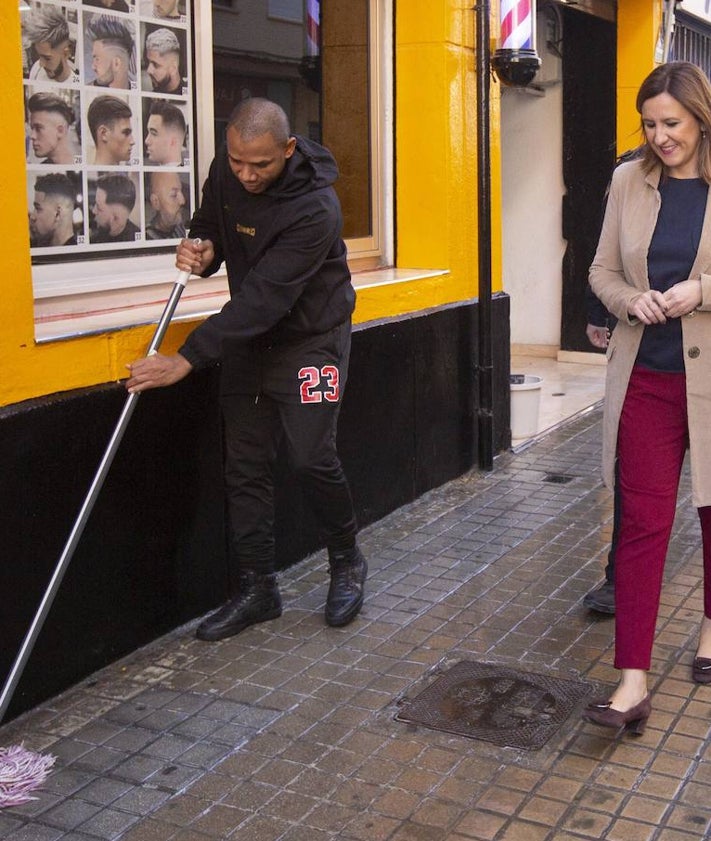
{"left": 24, "top": 0, "right": 390, "bottom": 341}
{"left": 212, "top": 0, "right": 385, "bottom": 260}
{"left": 267, "top": 0, "right": 301, "bottom": 24}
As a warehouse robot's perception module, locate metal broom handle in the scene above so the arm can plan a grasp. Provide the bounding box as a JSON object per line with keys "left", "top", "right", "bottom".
{"left": 0, "top": 249, "right": 198, "bottom": 723}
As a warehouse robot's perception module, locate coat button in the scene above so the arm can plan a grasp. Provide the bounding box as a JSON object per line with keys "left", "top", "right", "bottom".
{"left": 687, "top": 310, "right": 696, "bottom": 318}
{"left": 688, "top": 346, "right": 701, "bottom": 358}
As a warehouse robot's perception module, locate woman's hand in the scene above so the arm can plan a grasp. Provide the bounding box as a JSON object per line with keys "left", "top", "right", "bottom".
{"left": 662, "top": 279, "right": 702, "bottom": 318}
{"left": 628, "top": 290, "right": 669, "bottom": 324}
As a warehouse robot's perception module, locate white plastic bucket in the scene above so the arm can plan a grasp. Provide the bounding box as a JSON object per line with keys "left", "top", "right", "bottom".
{"left": 510, "top": 374, "right": 543, "bottom": 438}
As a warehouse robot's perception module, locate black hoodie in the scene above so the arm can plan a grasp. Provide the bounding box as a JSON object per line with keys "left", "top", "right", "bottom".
{"left": 178, "top": 136, "right": 354, "bottom": 369}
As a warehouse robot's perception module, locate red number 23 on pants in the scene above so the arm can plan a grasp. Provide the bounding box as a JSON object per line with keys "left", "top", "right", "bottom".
{"left": 298, "top": 366, "right": 340, "bottom": 403}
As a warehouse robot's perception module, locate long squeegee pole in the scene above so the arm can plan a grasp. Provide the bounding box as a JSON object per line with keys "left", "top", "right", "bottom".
{"left": 0, "top": 266, "right": 193, "bottom": 723}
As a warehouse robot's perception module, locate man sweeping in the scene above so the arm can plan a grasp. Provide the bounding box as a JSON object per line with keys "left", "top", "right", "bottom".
{"left": 125, "top": 98, "right": 367, "bottom": 640}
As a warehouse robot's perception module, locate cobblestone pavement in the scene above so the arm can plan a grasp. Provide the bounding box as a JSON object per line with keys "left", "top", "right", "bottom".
{"left": 1, "top": 405, "right": 710, "bottom": 841}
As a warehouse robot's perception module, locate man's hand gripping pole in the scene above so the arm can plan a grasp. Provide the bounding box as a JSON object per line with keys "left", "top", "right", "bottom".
{"left": 0, "top": 240, "right": 200, "bottom": 723}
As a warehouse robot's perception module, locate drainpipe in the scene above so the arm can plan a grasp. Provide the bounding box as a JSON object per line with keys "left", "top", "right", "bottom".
{"left": 479, "top": 0, "right": 541, "bottom": 468}
{"left": 476, "top": 0, "right": 494, "bottom": 471}
{"left": 660, "top": 0, "right": 677, "bottom": 62}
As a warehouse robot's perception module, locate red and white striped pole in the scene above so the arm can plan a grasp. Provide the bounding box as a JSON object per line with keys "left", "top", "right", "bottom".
{"left": 299, "top": 0, "right": 321, "bottom": 92}
{"left": 305, "top": 0, "right": 319, "bottom": 57}
{"left": 492, "top": 0, "right": 541, "bottom": 87}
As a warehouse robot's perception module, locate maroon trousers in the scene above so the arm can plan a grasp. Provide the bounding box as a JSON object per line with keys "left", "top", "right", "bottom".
{"left": 614, "top": 366, "right": 711, "bottom": 670}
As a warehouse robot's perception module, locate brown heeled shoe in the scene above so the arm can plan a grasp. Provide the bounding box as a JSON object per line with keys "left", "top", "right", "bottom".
{"left": 582, "top": 694, "right": 651, "bottom": 736}
{"left": 692, "top": 657, "right": 711, "bottom": 684}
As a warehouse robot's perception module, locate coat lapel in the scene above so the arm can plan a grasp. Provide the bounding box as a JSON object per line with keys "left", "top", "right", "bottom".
{"left": 690, "top": 184, "right": 711, "bottom": 277}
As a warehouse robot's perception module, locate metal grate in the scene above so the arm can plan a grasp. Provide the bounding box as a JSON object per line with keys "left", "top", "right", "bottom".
{"left": 542, "top": 473, "right": 574, "bottom": 484}
{"left": 395, "top": 661, "right": 592, "bottom": 750}
{"left": 671, "top": 12, "right": 711, "bottom": 78}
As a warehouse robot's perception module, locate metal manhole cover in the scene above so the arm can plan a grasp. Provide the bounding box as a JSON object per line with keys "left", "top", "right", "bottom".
{"left": 543, "top": 473, "right": 574, "bottom": 484}
{"left": 395, "top": 661, "right": 591, "bottom": 750}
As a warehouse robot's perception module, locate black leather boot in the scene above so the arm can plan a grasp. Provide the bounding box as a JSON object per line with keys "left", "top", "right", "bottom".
{"left": 196, "top": 571, "right": 282, "bottom": 641}
{"left": 325, "top": 546, "right": 367, "bottom": 627}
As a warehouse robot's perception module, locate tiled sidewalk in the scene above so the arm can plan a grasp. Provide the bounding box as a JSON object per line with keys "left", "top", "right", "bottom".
{"left": 1, "top": 405, "right": 710, "bottom": 841}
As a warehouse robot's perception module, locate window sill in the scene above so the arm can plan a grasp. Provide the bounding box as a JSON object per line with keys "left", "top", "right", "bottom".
{"left": 351, "top": 266, "right": 448, "bottom": 289}
{"left": 34, "top": 266, "right": 448, "bottom": 344}
{"left": 34, "top": 275, "right": 232, "bottom": 344}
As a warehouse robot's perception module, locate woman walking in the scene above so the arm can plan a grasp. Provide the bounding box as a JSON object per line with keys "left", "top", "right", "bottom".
{"left": 585, "top": 61, "right": 711, "bottom": 735}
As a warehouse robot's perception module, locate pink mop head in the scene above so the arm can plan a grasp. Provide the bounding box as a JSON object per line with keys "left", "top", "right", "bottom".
{"left": 0, "top": 744, "right": 56, "bottom": 808}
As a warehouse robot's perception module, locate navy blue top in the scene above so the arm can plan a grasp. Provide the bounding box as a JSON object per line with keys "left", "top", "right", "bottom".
{"left": 637, "top": 176, "right": 708, "bottom": 372}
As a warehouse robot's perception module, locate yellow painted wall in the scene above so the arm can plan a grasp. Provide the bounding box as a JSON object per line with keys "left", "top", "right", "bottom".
{"left": 1, "top": 4, "right": 194, "bottom": 409}
{"left": 356, "top": 0, "right": 504, "bottom": 324}
{"left": 2, "top": 0, "right": 501, "bottom": 408}
{"left": 616, "top": 0, "right": 661, "bottom": 152}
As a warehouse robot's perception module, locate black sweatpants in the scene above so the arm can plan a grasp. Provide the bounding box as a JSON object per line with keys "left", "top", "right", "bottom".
{"left": 220, "top": 320, "right": 357, "bottom": 576}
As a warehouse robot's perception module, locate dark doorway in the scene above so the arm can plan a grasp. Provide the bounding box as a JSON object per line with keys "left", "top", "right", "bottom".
{"left": 560, "top": 6, "right": 616, "bottom": 352}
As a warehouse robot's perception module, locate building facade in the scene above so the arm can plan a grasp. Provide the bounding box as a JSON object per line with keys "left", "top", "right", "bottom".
{"left": 0, "top": 0, "right": 687, "bottom": 716}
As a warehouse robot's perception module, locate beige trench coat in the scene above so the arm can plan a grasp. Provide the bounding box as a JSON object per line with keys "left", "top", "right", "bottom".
{"left": 589, "top": 159, "right": 711, "bottom": 508}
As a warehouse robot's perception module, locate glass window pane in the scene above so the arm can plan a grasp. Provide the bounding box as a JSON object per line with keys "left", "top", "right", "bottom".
{"left": 322, "top": 2, "right": 371, "bottom": 239}
{"left": 211, "top": 0, "right": 371, "bottom": 240}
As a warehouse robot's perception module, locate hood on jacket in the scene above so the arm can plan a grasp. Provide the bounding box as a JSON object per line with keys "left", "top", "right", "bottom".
{"left": 261, "top": 135, "right": 339, "bottom": 199}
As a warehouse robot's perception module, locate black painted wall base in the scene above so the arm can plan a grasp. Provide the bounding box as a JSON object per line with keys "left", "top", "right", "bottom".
{"left": 0, "top": 295, "right": 510, "bottom": 720}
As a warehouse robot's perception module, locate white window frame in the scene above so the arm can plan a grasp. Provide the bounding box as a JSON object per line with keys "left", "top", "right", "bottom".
{"left": 349, "top": 0, "right": 393, "bottom": 269}
{"left": 33, "top": 0, "right": 392, "bottom": 342}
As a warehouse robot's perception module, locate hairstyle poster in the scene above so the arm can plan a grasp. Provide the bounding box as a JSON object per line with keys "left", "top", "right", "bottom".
{"left": 21, "top": 0, "right": 193, "bottom": 259}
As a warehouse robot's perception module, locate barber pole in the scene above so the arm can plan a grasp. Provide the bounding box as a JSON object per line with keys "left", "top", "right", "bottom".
{"left": 299, "top": 0, "right": 321, "bottom": 92}
{"left": 500, "top": 0, "right": 533, "bottom": 49}
{"left": 305, "top": 0, "right": 320, "bottom": 56}
{"left": 299, "top": 0, "right": 321, "bottom": 91}
{"left": 492, "top": 0, "right": 541, "bottom": 87}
